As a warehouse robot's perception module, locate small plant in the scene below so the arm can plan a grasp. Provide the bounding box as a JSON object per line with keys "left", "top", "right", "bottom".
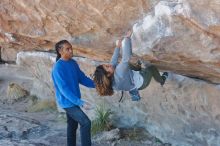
{"left": 7, "top": 83, "right": 29, "bottom": 103}
{"left": 91, "top": 104, "right": 112, "bottom": 135}
{"left": 27, "top": 98, "right": 57, "bottom": 112}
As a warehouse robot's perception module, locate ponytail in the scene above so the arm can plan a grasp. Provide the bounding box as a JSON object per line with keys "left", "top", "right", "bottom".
{"left": 56, "top": 52, "right": 61, "bottom": 62}
{"left": 55, "top": 40, "right": 70, "bottom": 62}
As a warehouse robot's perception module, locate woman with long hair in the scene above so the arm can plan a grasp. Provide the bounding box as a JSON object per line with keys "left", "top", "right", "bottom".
{"left": 93, "top": 30, "right": 168, "bottom": 101}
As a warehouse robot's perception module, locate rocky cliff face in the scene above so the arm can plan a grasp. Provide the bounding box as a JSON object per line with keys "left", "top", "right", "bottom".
{"left": 16, "top": 52, "right": 220, "bottom": 146}
{"left": 1, "top": 0, "right": 220, "bottom": 146}
{"left": 0, "top": 0, "right": 150, "bottom": 61}
{"left": 1, "top": 0, "right": 220, "bottom": 83}
{"left": 132, "top": 0, "right": 220, "bottom": 83}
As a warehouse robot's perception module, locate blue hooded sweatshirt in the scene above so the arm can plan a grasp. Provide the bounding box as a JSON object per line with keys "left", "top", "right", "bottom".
{"left": 51, "top": 59, "right": 95, "bottom": 108}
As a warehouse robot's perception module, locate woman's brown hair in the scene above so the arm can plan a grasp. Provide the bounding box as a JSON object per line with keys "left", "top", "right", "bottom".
{"left": 93, "top": 65, "right": 114, "bottom": 96}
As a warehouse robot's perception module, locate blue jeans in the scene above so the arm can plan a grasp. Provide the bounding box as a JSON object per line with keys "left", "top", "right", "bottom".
{"left": 64, "top": 106, "right": 91, "bottom": 146}
{"left": 129, "top": 88, "right": 141, "bottom": 101}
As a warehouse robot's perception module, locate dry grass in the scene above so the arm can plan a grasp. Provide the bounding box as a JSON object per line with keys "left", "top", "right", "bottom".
{"left": 27, "top": 98, "right": 57, "bottom": 112}
{"left": 7, "top": 83, "right": 28, "bottom": 103}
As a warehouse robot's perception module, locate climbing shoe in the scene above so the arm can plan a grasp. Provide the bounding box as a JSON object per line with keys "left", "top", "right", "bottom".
{"left": 161, "top": 72, "right": 168, "bottom": 86}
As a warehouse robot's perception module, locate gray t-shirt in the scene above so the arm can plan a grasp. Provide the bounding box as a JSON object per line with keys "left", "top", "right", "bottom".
{"left": 132, "top": 70, "right": 144, "bottom": 89}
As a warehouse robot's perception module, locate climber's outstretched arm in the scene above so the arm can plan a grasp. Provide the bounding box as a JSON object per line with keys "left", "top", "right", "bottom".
{"left": 121, "top": 30, "right": 133, "bottom": 63}
{"left": 110, "top": 47, "right": 120, "bottom": 68}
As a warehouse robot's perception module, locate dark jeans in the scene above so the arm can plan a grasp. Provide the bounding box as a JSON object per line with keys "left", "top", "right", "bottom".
{"left": 64, "top": 106, "right": 91, "bottom": 146}
{"left": 129, "top": 62, "right": 164, "bottom": 90}
{"left": 138, "top": 65, "right": 164, "bottom": 90}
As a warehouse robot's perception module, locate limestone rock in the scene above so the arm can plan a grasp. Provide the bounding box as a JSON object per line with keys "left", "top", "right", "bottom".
{"left": 15, "top": 51, "right": 220, "bottom": 146}
{"left": 0, "top": 0, "right": 150, "bottom": 61}
{"left": 1, "top": 0, "right": 220, "bottom": 83}
{"left": 0, "top": 111, "right": 47, "bottom": 141}
{"left": 75, "top": 57, "right": 220, "bottom": 146}
{"left": 16, "top": 51, "right": 56, "bottom": 100}
{"left": 6, "top": 83, "right": 28, "bottom": 103}
{"left": 132, "top": 0, "right": 220, "bottom": 84}
{"left": 0, "top": 64, "right": 33, "bottom": 102}
{"left": 93, "top": 128, "right": 120, "bottom": 143}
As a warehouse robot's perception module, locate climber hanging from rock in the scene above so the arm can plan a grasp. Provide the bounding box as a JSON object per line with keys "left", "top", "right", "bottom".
{"left": 93, "top": 29, "right": 168, "bottom": 101}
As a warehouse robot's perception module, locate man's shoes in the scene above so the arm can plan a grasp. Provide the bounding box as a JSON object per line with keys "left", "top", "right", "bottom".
{"left": 161, "top": 72, "right": 168, "bottom": 86}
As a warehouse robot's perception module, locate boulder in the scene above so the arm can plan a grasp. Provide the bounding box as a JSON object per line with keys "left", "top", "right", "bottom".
{"left": 93, "top": 128, "right": 120, "bottom": 143}
{"left": 1, "top": 0, "right": 220, "bottom": 83}
{"left": 6, "top": 83, "right": 28, "bottom": 103}
{"left": 132, "top": 0, "right": 220, "bottom": 84}
{"left": 15, "top": 51, "right": 220, "bottom": 145}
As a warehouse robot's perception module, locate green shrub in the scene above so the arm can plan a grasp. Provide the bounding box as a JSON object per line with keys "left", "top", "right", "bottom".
{"left": 91, "top": 105, "right": 112, "bottom": 135}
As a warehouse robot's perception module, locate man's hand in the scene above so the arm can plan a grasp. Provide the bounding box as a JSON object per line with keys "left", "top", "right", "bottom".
{"left": 82, "top": 100, "right": 93, "bottom": 110}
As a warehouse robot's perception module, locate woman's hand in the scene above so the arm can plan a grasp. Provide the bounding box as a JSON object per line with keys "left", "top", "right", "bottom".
{"left": 115, "top": 38, "right": 122, "bottom": 49}
{"left": 125, "top": 29, "right": 133, "bottom": 38}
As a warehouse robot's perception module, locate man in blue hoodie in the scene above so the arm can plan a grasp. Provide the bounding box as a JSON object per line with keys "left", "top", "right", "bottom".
{"left": 52, "top": 40, "right": 95, "bottom": 146}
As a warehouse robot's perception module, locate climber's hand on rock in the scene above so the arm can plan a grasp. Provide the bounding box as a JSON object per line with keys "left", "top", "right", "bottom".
{"left": 115, "top": 38, "right": 122, "bottom": 49}
{"left": 125, "top": 29, "right": 133, "bottom": 38}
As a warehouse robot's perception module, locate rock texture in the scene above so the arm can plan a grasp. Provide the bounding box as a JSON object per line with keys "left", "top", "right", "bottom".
{"left": 93, "top": 128, "right": 120, "bottom": 143}
{"left": 0, "top": 109, "right": 50, "bottom": 145}
{"left": 16, "top": 52, "right": 220, "bottom": 146}
{"left": 1, "top": 0, "right": 220, "bottom": 83}
{"left": 132, "top": 0, "right": 220, "bottom": 83}
{"left": 0, "top": 0, "right": 150, "bottom": 61}
{"left": 16, "top": 51, "right": 56, "bottom": 100}
{"left": 0, "top": 106, "right": 69, "bottom": 146}
{"left": 0, "top": 63, "right": 171, "bottom": 146}
{"left": 81, "top": 60, "right": 220, "bottom": 146}
{"left": 1, "top": 0, "right": 220, "bottom": 145}
{"left": 0, "top": 64, "right": 33, "bottom": 102}
{"left": 6, "top": 83, "right": 28, "bottom": 103}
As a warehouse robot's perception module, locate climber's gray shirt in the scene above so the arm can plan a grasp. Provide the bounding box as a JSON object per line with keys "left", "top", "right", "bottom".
{"left": 111, "top": 37, "right": 137, "bottom": 91}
